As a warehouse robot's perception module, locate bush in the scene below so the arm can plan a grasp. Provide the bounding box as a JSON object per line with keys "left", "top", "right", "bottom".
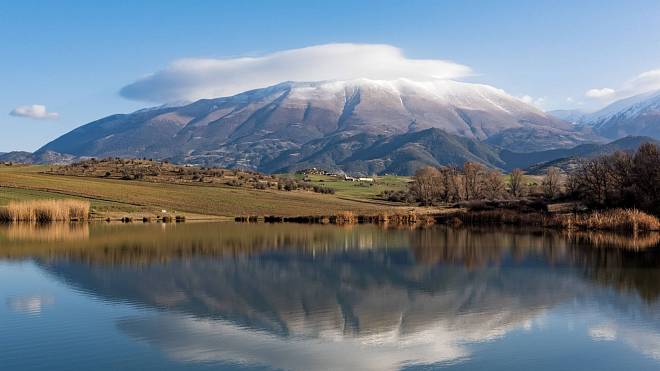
{"left": 312, "top": 184, "right": 335, "bottom": 194}
{"left": 380, "top": 190, "right": 413, "bottom": 203}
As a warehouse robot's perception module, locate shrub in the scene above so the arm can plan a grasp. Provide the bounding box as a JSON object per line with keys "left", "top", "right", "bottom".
{"left": 312, "top": 184, "right": 335, "bottom": 194}
{"left": 227, "top": 179, "right": 243, "bottom": 187}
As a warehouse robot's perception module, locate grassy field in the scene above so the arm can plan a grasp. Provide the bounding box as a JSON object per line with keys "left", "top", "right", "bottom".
{"left": 0, "top": 165, "right": 406, "bottom": 218}
{"left": 295, "top": 174, "right": 410, "bottom": 200}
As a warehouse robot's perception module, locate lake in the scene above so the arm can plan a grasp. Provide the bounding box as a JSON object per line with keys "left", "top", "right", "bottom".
{"left": 1, "top": 222, "right": 660, "bottom": 370}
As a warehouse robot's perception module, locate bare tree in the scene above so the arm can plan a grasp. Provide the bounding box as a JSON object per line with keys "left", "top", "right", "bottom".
{"left": 482, "top": 170, "right": 506, "bottom": 200}
{"left": 542, "top": 167, "right": 562, "bottom": 199}
{"left": 438, "top": 166, "right": 462, "bottom": 203}
{"left": 509, "top": 168, "right": 525, "bottom": 197}
{"left": 410, "top": 166, "right": 442, "bottom": 205}
{"left": 463, "top": 162, "right": 486, "bottom": 200}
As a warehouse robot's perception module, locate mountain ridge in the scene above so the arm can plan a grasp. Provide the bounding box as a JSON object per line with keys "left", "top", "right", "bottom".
{"left": 32, "top": 78, "right": 599, "bottom": 174}
{"left": 548, "top": 89, "right": 660, "bottom": 140}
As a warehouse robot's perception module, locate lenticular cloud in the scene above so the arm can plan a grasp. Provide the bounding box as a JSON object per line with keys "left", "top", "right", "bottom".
{"left": 120, "top": 43, "right": 472, "bottom": 103}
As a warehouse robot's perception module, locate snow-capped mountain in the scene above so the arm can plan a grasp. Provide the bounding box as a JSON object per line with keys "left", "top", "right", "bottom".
{"left": 580, "top": 89, "right": 660, "bottom": 139}
{"left": 35, "top": 78, "right": 596, "bottom": 174}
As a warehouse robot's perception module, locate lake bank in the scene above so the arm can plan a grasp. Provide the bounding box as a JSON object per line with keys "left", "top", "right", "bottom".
{"left": 2, "top": 165, "right": 659, "bottom": 233}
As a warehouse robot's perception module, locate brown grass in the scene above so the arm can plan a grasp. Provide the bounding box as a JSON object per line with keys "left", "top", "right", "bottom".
{"left": 0, "top": 199, "right": 90, "bottom": 222}
{"left": 556, "top": 209, "right": 660, "bottom": 232}
{"left": 440, "top": 208, "right": 660, "bottom": 233}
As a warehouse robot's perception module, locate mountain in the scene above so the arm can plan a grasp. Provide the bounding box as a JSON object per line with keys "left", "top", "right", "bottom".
{"left": 0, "top": 150, "right": 77, "bottom": 165}
{"left": 0, "top": 151, "right": 33, "bottom": 163}
{"left": 547, "top": 109, "right": 586, "bottom": 123}
{"left": 266, "top": 128, "right": 505, "bottom": 174}
{"left": 580, "top": 90, "right": 660, "bottom": 140}
{"left": 509, "top": 136, "right": 660, "bottom": 174}
{"left": 35, "top": 79, "right": 596, "bottom": 174}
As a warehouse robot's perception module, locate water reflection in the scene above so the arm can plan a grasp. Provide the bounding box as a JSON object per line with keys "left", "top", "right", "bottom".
{"left": 6, "top": 294, "right": 54, "bottom": 315}
{"left": 0, "top": 223, "right": 89, "bottom": 242}
{"left": 2, "top": 223, "right": 660, "bottom": 370}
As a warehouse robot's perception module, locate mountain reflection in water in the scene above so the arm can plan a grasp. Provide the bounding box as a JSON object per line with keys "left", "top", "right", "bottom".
{"left": 2, "top": 222, "right": 660, "bottom": 370}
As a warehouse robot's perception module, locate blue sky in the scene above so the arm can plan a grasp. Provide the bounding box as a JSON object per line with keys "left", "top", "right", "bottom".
{"left": 2, "top": 0, "right": 660, "bottom": 151}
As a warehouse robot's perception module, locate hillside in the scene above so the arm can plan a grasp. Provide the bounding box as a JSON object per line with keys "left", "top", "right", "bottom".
{"left": 0, "top": 150, "right": 76, "bottom": 165}
{"left": 32, "top": 79, "right": 596, "bottom": 174}
{"left": 265, "top": 128, "right": 505, "bottom": 174}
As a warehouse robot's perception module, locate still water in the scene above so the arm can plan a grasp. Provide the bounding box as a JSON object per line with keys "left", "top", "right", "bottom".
{"left": 1, "top": 222, "right": 660, "bottom": 370}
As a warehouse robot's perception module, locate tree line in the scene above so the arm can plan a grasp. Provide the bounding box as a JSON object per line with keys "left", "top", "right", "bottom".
{"left": 407, "top": 143, "right": 660, "bottom": 215}
{"left": 408, "top": 162, "right": 525, "bottom": 205}
{"left": 568, "top": 143, "right": 660, "bottom": 215}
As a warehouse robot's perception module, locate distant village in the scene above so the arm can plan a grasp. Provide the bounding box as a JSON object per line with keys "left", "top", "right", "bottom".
{"left": 295, "top": 168, "right": 374, "bottom": 182}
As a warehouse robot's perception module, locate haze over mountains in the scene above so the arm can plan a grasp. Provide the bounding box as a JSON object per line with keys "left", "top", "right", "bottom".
{"left": 3, "top": 79, "right": 659, "bottom": 175}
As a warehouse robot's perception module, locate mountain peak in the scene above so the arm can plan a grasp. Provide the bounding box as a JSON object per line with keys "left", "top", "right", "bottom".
{"left": 579, "top": 89, "right": 660, "bottom": 139}
{"left": 37, "top": 79, "right": 595, "bottom": 174}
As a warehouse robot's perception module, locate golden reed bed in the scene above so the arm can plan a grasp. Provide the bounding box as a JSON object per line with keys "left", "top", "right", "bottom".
{"left": 0, "top": 199, "right": 90, "bottom": 222}
{"left": 451, "top": 208, "right": 660, "bottom": 232}
{"left": 557, "top": 209, "right": 660, "bottom": 232}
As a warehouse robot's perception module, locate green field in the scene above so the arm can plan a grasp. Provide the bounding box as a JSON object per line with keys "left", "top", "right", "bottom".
{"left": 294, "top": 174, "right": 410, "bottom": 200}
{"left": 0, "top": 166, "right": 406, "bottom": 218}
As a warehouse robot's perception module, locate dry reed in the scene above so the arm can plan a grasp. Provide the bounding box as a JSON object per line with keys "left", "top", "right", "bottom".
{"left": 556, "top": 209, "right": 660, "bottom": 232}
{"left": 330, "top": 211, "right": 356, "bottom": 225}
{"left": 0, "top": 199, "right": 90, "bottom": 222}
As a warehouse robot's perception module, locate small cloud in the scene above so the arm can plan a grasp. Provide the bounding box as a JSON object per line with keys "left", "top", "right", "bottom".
{"left": 9, "top": 104, "right": 59, "bottom": 120}
{"left": 518, "top": 95, "right": 546, "bottom": 109}
{"left": 585, "top": 88, "right": 616, "bottom": 99}
{"left": 588, "top": 324, "right": 617, "bottom": 341}
{"left": 6, "top": 294, "right": 55, "bottom": 315}
{"left": 120, "top": 43, "right": 473, "bottom": 103}
{"left": 585, "top": 67, "right": 660, "bottom": 105}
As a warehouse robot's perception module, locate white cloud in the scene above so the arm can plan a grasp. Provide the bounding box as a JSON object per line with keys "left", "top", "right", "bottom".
{"left": 9, "top": 104, "right": 59, "bottom": 120}
{"left": 585, "top": 88, "right": 615, "bottom": 99}
{"left": 588, "top": 324, "right": 617, "bottom": 341}
{"left": 120, "top": 43, "right": 473, "bottom": 103}
{"left": 625, "top": 69, "right": 660, "bottom": 95}
{"left": 585, "top": 67, "right": 660, "bottom": 103}
{"left": 518, "top": 95, "right": 546, "bottom": 108}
